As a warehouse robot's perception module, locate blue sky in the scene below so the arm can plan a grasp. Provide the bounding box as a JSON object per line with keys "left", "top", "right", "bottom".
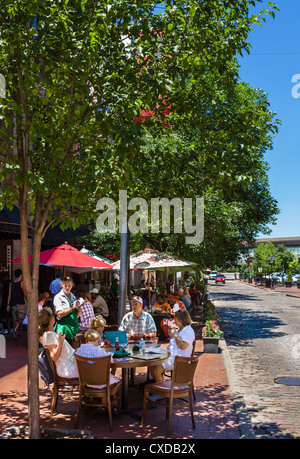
{"left": 237, "top": 0, "right": 300, "bottom": 238}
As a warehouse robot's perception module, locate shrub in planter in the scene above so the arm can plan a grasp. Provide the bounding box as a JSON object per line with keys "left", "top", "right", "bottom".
{"left": 285, "top": 271, "right": 293, "bottom": 287}
{"left": 201, "top": 320, "right": 223, "bottom": 353}
{"left": 202, "top": 300, "right": 220, "bottom": 323}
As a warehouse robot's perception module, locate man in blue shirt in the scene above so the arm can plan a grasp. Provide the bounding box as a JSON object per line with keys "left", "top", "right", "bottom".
{"left": 49, "top": 272, "right": 62, "bottom": 299}
{"left": 177, "top": 288, "right": 191, "bottom": 310}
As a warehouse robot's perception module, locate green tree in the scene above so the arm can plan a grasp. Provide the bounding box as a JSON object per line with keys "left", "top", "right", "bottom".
{"left": 0, "top": 0, "right": 278, "bottom": 438}
{"left": 253, "top": 242, "right": 297, "bottom": 275}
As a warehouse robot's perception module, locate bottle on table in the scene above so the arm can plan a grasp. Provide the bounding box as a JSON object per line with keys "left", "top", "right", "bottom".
{"left": 115, "top": 337, "right": 120, "bottom": 351}
{"left": 139, "top": 337, "right": 145, "bottom": 356}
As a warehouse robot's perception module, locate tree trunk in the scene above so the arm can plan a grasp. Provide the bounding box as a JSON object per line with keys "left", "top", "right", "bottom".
{"left": 27, "top": 230, "right": 43, "bottom": 439}
{"left": 19, "top": 196, "right": 42, "bottom": 439}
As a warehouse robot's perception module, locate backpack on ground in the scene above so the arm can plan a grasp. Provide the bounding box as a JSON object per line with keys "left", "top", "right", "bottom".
{"left": 38, "top": 347, "right": 54, "bottom": 386}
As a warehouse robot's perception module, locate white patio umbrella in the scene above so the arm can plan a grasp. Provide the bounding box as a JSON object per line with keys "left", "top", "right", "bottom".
{"left": 79, "top": 247, "right": 114, "bottom": 267}
{"left": 112, "top": 248, "right": 196, "bottom": 273}
{"left": 112, "top": 248, "right": 196, "bottom": 304}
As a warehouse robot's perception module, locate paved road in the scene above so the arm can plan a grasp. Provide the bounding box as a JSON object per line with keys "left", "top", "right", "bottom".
{"left": 209, "top": 278, "right": 300, "bottom": 439}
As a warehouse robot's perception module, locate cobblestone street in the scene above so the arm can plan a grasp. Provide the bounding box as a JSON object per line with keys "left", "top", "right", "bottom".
{"left": 210, "top": 278, "right": 300, "bottom": 439}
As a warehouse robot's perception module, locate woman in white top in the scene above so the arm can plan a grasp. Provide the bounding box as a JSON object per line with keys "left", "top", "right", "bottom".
{"left": 38, "top": 307, "right": 78, "bottom": 379}
{"left": 150, "top": 309, "right": 195, "bottom": 382}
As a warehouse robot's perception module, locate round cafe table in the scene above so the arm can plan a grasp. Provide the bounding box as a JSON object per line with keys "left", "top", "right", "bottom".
{"left": 105, "top": 343, "right": 170, "bottom": 419}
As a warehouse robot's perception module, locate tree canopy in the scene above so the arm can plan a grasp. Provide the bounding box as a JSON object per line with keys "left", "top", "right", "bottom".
{"left": 0, "top": 0, "right": 279, "bottom": 438}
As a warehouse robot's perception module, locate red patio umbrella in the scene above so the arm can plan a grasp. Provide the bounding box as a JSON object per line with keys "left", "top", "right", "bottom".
{"left": 11, "top": 243, "right": 113, "bottom": 275}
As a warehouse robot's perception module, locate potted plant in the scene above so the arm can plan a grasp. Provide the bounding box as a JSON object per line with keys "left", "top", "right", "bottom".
{"left": 285, "top": 271, "right": 293, "bottom": 287}
{"left": 202, "top": 319, "right": 223, "bottom": 353}
{"left": 296, "top": 275, "right": 300, "bottom": 289}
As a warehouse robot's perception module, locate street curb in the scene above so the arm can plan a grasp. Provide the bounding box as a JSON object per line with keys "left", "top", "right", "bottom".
{"left": 237, "top": 280, "right": 300, "bottom": 299}
{"left": 219, "top": 339, "right": 256, "bottom": 439}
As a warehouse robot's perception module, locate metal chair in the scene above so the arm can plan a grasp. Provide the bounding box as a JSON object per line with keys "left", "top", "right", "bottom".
{"left": 142, "top": 355, "right": 200, "bottom": 435}
{"left": 45, "top": 349, "right": 79, "bottom": 417}
{"left": 74, "top": 354, "right": 121, "bottom": 431}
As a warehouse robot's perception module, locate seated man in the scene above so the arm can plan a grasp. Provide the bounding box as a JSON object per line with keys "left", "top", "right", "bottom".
{"left": 119, "top": 296, "right": 156, "bottom": 337}
{"left": 177, "top": 287, "right": 191, "bottom": 310}
{"left": 90, "top": 288, "right": 109, "bottom": 318}
{"left": 189, "top": 283, "right": 202, "bottom": 308}
{"left": 189, "top": 283, "right": 201, "bottom": 297}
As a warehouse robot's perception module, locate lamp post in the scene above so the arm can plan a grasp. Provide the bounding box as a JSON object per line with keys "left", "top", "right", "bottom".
{"left": 267, "top": 255, "right": 276, "bottom": 289}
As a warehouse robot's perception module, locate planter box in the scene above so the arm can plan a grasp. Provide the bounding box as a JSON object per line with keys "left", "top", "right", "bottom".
{"left": 285, "top": 282, "right": 292, "bottom": 288}
{"left": 202, "top": 337, "right": 220, "bottom": 354}
{"left": 297, "top": 284, "right": 300, "bottom": 289}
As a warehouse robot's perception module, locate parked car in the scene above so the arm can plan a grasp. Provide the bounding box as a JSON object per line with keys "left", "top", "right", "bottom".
{"left": 209, "top": 271, "right": 218, "bottom": 280}
{"left": 292, "top": 274, "right": 300, "bottom": 284}
{"left": 272, "top": 273, "right": 286, "bottom": 281}
{"left": 215, "top": 274, "right": 226, "bottom": 284}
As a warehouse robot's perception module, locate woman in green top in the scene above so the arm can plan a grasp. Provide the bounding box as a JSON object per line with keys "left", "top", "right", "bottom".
{"left": 53, "top": 276, "right": 81, "bottom": 341}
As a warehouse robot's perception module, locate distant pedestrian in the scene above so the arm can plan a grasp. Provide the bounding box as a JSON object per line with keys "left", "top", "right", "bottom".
{"left": 49, "top": 272, "right": 62, "bottom": 301}
{"left": 7, "top": 269, "right": 27, "bottom": 339}
{"left": 0, "top": 272, "right": 12, "bottom": 334}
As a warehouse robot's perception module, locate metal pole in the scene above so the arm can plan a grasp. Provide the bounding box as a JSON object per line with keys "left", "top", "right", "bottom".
{"left": 118, "top": 222, "right": 130, "bottom": 326}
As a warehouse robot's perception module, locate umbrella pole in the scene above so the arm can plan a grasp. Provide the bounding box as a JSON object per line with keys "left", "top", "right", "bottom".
{"left": 118, "top": 224, "right": 130, "bottom": 326}
{"left": 148, "top": 270, "right": 151, "bottom": 306}
{"left": 164, "top": 267, "right": 167, "bottom": 292}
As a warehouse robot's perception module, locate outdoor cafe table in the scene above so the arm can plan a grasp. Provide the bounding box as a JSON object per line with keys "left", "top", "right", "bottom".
{"left": 104, "top": 343, "right": 170, "bottom": 419}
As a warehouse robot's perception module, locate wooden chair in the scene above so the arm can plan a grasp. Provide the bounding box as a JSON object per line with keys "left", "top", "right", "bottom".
{"left": 74, "top": 354, "right": 122, "bottom": 431}
{"left": 163, "top": 340, "right": 197, "bottom": 400}
{"left": 142, "top": 355, "right": 200, "bottom": 435}
{"left": 45, "top": 349, "right": 79, "bottom": 417}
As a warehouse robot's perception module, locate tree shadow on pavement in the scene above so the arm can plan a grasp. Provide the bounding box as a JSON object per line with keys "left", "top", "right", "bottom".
{"left": 216, "top": 306, "right": 286, "bottom": 345}
{"left": 210, "top": 292, "right": 263, "bottom": 302}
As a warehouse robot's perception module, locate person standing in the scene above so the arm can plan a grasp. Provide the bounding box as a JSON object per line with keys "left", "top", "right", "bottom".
{"left": 49, "top": 272, "right": 62, "bottom": 301}
{"left": 53, "top": 276, "right": 81, "bottom": 342}
{"left": 7, "top": 269, "right": 27, "bottom": 339}
{"left": 0, "top": 272, "right": 12, "bottom": 335}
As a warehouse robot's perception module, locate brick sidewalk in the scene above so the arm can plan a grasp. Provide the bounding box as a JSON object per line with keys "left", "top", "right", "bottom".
{"left": 0, "top": 329, "right": 241, "bottom": 439}
{"left": 239, "top": 279, "right": 300, "bottom": 298}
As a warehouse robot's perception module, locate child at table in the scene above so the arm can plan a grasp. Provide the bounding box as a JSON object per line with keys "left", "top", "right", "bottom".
{"left": 89, "top": 315, "right": 106, "bottom": 345}
{"left": 75, "top": 329, "right": 119, "bottom": 388}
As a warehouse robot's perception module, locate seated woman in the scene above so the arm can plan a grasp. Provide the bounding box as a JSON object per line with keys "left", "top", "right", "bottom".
{"left": 38, "top": 307, "right": 78, "bottom": 379}
{"left": 153, "top": 294, "right": 171, "bottom": 314}
{"left": 150, "top": 309, "right": 195, "bottom": 382}
{"left": 160, "top": 299, "right": 186, "bottom": 338}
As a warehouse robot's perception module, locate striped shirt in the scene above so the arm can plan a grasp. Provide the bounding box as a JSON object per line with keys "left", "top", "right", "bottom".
{"left": 119, "top": 310, "right": 157, "bottom": 335}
